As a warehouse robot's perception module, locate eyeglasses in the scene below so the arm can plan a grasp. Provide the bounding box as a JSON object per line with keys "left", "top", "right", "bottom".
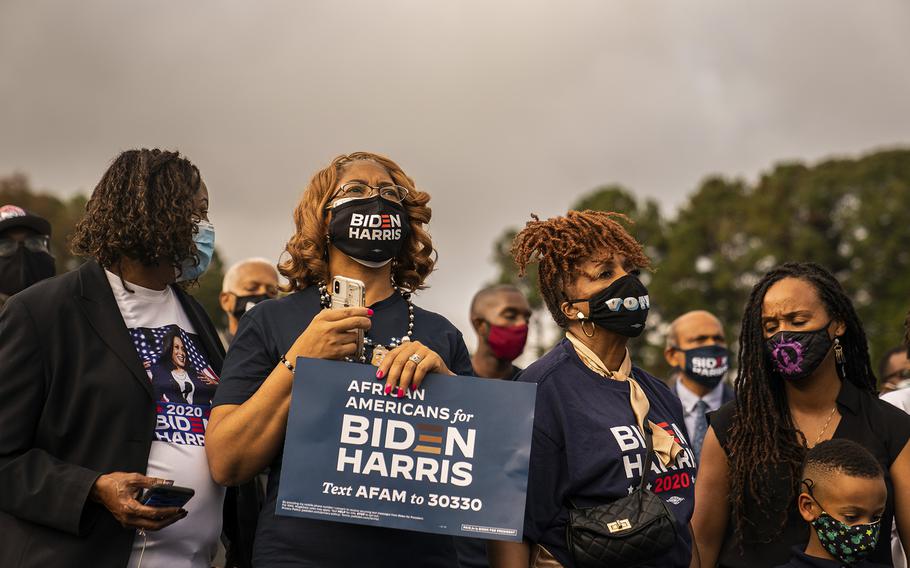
{"left": 330, "top": 183, "right": 410, "bottom": 205}
{"left": 0, "top": 235, "right": 50, "bottom": 257}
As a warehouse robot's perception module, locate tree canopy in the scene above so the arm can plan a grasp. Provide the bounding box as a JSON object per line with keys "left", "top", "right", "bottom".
{"left": 492, "top": 148, "right": 910, "bottom": 383}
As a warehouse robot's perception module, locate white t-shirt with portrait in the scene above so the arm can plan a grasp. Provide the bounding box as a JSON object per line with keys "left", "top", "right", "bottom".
{"left": 105, "top": 271, "right": 224, "bottom": 568}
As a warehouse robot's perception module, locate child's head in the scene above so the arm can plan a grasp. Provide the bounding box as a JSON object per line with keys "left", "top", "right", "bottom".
{"left": 798, "top": 439, "right": 886, "bottom": 565}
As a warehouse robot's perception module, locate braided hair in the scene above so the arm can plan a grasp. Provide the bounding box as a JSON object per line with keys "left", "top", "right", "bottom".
{"left": 71, "top": 149, "right": 203, "bottom": 274}
{"left": 511, "top": 210, "right": 650, "bottom": 328}
{"left": 727, "top": 261, "right": 876, "bottom": 541}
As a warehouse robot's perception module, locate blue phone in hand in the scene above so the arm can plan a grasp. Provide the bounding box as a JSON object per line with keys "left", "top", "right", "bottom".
{"left": 139, "top": 484, "right": 195, "bottom": 508}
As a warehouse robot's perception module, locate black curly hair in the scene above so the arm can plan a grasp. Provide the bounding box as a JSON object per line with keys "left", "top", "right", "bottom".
{"left": 727, "top": 262, "right": 876, "bottom": 542}
{"left": 71, "top": 149, "right": 204, "bottom": 276}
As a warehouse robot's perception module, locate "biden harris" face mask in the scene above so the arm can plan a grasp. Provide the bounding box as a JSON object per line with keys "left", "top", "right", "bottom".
{"left": 329, "top": 196, "right": 411, "bottom": 267}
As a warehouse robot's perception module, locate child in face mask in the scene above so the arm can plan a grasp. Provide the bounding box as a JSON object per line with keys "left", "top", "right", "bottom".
{"left": 775, "top": 439, "right": 888, "bottom": 568}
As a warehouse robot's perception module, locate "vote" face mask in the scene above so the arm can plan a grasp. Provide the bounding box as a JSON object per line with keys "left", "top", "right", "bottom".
{"left": 678, "top": 344, "right": 730, "bottom": 389}
{"left": 569, "top": 274, "right": 650, "bottom": 337}
{"left": 486, "top": 322, "right": 529, "bottom": 361}
{"left": 329, "top": 196, "right": 411, "bottom": 267}
{"left": 765, "top": 322, "right": 834, "bottom": 381}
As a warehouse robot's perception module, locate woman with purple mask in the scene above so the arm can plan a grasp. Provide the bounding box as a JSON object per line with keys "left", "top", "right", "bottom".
{"left": 692, "top": 262, "right": 910, "bottom": 567}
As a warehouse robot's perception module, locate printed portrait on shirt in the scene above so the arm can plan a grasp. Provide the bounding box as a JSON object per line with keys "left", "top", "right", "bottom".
{"left": 130, "top": 324, "right": 219, "bottom": 407}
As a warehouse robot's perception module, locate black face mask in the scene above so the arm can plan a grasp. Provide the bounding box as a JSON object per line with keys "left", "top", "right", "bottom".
{"left": 678, "top": 345, "right": 730, "bottom": 389}
{"left": 328, "top": 196, "right": 410, "bottom": 266}
{"left": 765, "top": 322, "right": 833, "bottom": 381}
{"left": 0, "top": 247, "right": 55, "bottom": 296}
{"left": 230, "top": 293, "right": 271, "bottom": 319}
{"left": 570, "top": 274, "right": 650, "bottom": 337}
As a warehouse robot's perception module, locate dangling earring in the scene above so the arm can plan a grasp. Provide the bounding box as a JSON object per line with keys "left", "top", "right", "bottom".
{"left": 577, "top": 312, "right": 595, "bottom": 338}
{"left": 833, "top": 337, "right": 845, "bottom": 365}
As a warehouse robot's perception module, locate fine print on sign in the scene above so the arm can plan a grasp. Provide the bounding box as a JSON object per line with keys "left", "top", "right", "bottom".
{"left": 277, "top": 358, "right": 536, "bottom": 541}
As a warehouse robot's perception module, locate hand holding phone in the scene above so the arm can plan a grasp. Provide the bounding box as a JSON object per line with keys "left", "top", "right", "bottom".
{"left": 284, "top": 276, "right": 371, "bottom": 362}
{"left": 90, "top": 472, "right": 188, "bottom": 531}
{"left": 330, "top": 276, "right": 366, "bottom": 361}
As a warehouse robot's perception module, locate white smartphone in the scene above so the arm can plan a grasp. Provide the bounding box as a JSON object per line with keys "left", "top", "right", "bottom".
{"left": 330, "top": 276, "right": 366, "bottom": 361}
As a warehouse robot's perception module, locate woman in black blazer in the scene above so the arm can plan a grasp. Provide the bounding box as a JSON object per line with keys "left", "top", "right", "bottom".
{"left": 0, "top": 149, "right": 231, "bottom": 568}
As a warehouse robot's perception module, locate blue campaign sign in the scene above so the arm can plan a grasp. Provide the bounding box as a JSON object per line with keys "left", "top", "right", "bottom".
{"left": 276, "top": 357, "right": 536, "bottom": 541}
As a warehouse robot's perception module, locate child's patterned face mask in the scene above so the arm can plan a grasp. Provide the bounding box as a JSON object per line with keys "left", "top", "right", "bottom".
{"left": 807, "top": 493, "right": 881, "bottom": 566}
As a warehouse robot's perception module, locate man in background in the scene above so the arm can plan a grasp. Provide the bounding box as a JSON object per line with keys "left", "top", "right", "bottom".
{"left": 455, "top": 284, "right": 532, "bottom": 568}
{"left": 663, "top": 310, "right": 734, "bottom": 461}
{"left": 218, "top": 257, "right": 279, "bottom": 345}
{"left": 0, "top": 204, "right": 55, "bottom": 309}
{"left": 879, "top": 345, "right": 910, "bottom": 394}
{"left": 468, "top": 284, "right": 532, "bottom": 381}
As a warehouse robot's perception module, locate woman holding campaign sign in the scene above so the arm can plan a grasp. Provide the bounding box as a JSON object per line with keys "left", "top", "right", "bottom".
{"left": 489, "top": 211, "right": 696, "bottom": 568}
{"left": 207, "top": 151, "right": 474, "bottom": 567}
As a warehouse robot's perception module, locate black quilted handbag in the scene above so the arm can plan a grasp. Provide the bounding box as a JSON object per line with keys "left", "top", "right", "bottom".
{"left": 566, "top": 425, "right": 677, "bottom": 568}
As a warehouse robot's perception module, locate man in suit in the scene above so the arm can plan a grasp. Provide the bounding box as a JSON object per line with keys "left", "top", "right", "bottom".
{"left": 663, "top": 310, "right": 735, "bottom": 462}
{"left": 0, "top": 149, "right": 238, "bottom": 568}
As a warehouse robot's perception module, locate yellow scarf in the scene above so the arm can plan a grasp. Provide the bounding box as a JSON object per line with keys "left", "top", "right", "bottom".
{"left": 566, "top": 332, "right": 682, "bottom": 467}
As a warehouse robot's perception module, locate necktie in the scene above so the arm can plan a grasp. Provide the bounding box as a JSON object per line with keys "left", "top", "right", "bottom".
{"left": 692, "top": 400, "right": 709, "bottom": 461}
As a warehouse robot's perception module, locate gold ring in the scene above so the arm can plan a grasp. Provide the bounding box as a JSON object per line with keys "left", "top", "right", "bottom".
{"left": 408, "top": 354, "right": 422, "bottom": 365}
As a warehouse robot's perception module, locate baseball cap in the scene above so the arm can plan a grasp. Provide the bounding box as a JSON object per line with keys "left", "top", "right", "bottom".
{"left": 0, "top": 205, "right": 52, "bottom": 236}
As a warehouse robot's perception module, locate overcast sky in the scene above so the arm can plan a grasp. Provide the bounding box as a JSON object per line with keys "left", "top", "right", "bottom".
{"left": 2, "top": 0, "right": 909, "bottom": 349}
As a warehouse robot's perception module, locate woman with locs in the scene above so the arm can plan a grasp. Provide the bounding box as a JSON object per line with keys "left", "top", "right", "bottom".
{"left": 205, "top": 152, "right": 473, "bottom": 567}
{"left": 489, "top": 211, "right": 697, "bottom": 568}
{"left": 691, "top": 262, "right": 910, "bottom": 567}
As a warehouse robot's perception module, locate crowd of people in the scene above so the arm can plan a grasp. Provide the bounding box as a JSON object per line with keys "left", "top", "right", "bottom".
{"left": 0, "top": 148, "right": 908, "bottom": 568}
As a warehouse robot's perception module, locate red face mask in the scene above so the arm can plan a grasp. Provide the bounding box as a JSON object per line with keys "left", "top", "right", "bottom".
{"left": 486, "top": 323, "right": 529, "bottom": 361}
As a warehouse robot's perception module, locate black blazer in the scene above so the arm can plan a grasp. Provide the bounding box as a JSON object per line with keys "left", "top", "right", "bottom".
{"left": 0, "top": 260, "right": 226, "bottom": 568}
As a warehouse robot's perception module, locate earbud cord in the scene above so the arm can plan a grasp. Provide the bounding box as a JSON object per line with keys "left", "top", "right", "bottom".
{"left": 136, "top": 529, "right": 148, "bottom": 568}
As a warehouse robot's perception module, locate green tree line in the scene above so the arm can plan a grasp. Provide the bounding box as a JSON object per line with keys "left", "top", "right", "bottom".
{"left": 493, "top": 148, "right": 910, "bottom": 382}
{"left": 0, "top": 174, "right": 226, "bottom": 324}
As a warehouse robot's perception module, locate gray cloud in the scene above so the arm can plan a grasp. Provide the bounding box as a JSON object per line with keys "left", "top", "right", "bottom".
{"left": 2, "top": 0, "right": 909, "bottom": 349}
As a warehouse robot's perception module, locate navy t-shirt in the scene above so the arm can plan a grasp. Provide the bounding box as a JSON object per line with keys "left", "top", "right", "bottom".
{"left": 518, "top": 340, "right": 696, "bottom": 568}
{"left": 212, "top": 286, "right": 474, "bottom": 568}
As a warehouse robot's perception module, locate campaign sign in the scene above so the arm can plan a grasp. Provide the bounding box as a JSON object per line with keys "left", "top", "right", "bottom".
{"left": 276, "top": 357, "right": 536, "bottom": 541}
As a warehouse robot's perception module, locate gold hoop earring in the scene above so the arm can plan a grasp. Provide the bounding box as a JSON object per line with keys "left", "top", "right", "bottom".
{"left": 581, "top": 319, "right": 596, "bottom": 338}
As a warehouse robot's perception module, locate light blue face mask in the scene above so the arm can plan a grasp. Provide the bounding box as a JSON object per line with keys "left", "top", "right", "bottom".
{"left": 176, "top": 220, "right": 215, "bottom": 282}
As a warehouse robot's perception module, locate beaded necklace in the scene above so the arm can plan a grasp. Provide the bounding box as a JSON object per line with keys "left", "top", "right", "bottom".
{"left": 317, "top": 282, "right": 415, "bottom": 364}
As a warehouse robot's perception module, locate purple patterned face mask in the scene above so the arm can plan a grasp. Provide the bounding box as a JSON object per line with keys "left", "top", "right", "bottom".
{"left": 764, "top": 322, "right": 834, "bottom": 381}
